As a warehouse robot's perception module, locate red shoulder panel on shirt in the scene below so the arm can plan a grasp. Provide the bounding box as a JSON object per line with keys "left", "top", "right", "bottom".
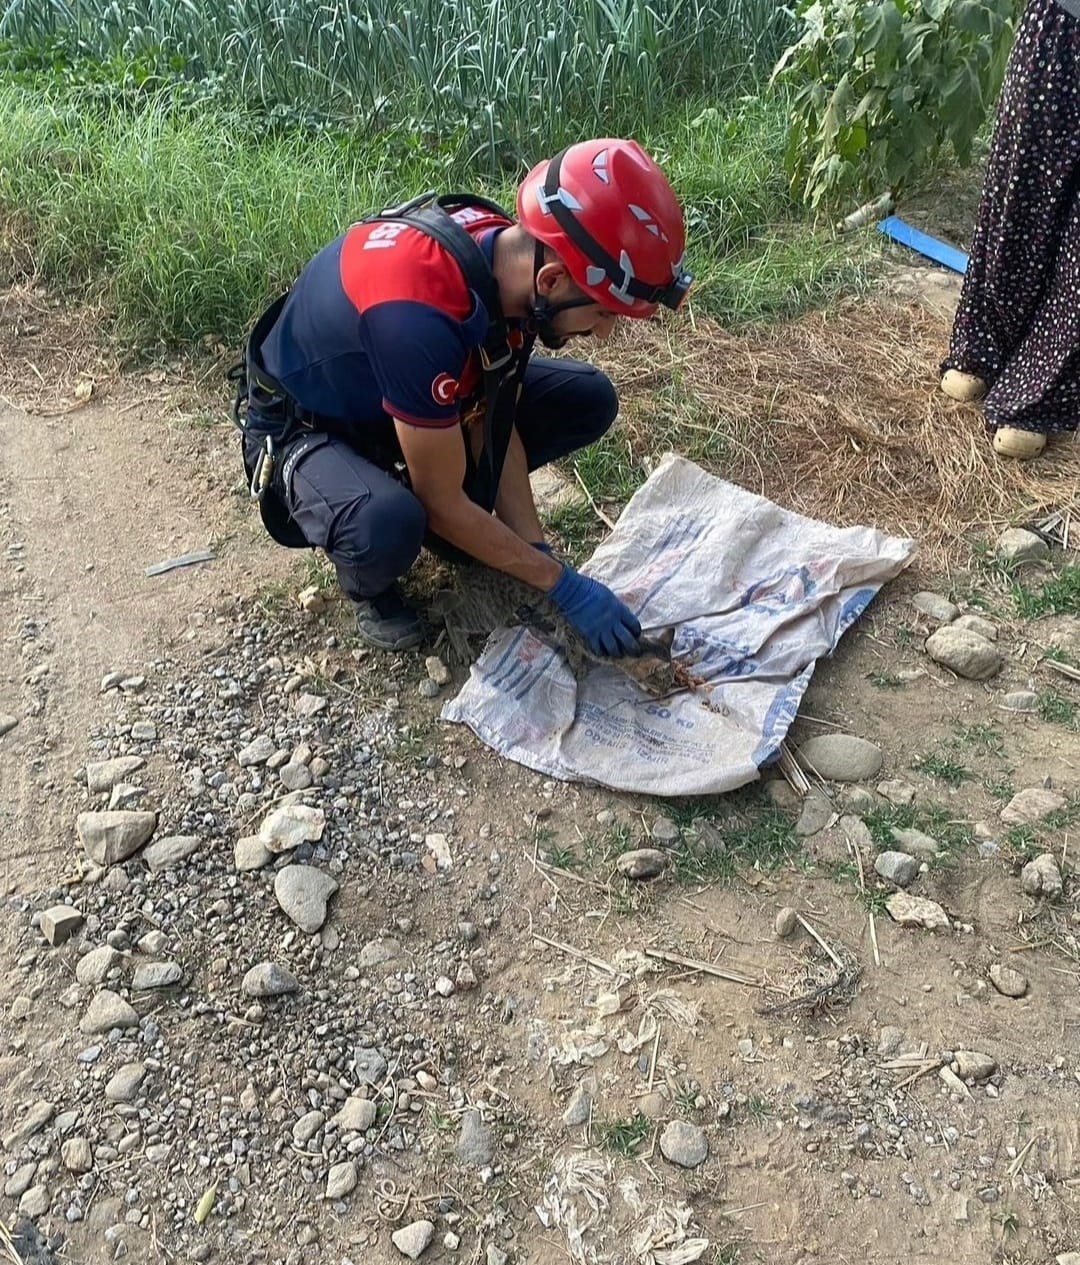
{"left": 338, "top": 206, "right": 512, "bottom": 319}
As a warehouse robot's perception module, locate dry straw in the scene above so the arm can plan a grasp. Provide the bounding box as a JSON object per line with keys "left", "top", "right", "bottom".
{"left": 603, "top": 299, "right": 1080, "bottom": 566}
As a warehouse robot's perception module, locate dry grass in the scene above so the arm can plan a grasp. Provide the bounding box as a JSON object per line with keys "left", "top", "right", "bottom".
{"left": 599, "top": 295, "right": 1080, "bottom": 566}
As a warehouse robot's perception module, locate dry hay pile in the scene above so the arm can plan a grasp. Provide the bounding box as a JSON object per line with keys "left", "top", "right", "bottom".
{"left": 603, "top": 299, "right": 1080, "bottom": 565}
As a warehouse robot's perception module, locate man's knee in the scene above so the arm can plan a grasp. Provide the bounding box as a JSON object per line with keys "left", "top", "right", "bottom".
{"left": 332, "top": 484, "right": 426, "bottom": 576}
{"left": 582, "top": 370, "right": 619, "bottom": 442}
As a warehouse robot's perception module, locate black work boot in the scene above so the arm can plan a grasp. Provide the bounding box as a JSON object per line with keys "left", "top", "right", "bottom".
{"left": 353, "top": 584, "right": 424, "bottom": 651}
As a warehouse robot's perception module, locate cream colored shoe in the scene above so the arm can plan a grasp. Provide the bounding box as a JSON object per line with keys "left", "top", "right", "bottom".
{"left": 992, "top": 427, "right": 1046, "bottom": 459}
{"left": 941, "top": 369, "right": 988, "bottom": 402}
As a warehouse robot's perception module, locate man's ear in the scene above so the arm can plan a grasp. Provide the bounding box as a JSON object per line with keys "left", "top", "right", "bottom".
{"left": 535, "top": 259, "right": 570, "bottom": 297}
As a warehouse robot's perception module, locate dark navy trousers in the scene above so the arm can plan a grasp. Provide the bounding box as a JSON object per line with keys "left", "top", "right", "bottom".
{"left": 258, "top": 357, "right": 617, "bottom": 601}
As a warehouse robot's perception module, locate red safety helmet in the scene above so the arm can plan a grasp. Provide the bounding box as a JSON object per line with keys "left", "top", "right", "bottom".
{"left": 517, "top": 139, "right": 692, "bottom": 319}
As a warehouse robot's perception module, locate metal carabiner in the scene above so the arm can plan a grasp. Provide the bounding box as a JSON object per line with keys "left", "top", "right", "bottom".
{"left": 249, "top": 435, "right": 275, "bottom": 502}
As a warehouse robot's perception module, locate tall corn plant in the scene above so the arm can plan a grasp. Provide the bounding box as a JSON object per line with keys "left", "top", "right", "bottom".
{"left": 0, "top": 0, "right": 791, "bottom": 168}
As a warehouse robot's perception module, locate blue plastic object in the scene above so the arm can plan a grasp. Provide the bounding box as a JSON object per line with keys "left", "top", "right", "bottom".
{"left": 877, "top": 214, "right": 969, "bottom": 275}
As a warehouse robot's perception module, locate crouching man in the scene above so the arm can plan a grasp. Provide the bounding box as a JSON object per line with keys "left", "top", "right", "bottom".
{"left": 235, "top": 139, "right": 691, "bottom": 656}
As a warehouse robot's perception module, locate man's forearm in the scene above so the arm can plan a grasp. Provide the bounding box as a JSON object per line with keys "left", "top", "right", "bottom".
{"left": 493, "top": 429, "right": 545, "bottom": 543}
{"left": 425, "top": 496, "right": 561, "bottom": 590}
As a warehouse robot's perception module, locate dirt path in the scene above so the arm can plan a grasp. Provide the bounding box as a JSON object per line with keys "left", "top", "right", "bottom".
{"left": 0, "top": 279, "right": 1078, "bottom": 1265}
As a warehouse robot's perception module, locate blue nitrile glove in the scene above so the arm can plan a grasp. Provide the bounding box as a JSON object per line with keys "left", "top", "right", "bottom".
{"left": 548, "top": 566, "right": 642, "bottom": 658}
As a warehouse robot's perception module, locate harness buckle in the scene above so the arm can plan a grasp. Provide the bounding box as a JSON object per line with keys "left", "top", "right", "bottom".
{"left": 250, "top": 436, "right": 275, "bottom": 502}
{"left": 478, "top": 345, "right": 512, "bottom": 372}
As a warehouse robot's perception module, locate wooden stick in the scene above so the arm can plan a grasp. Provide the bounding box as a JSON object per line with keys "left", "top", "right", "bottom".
{"left": 532, "top": 933, "right": 616, "bottom": 975}
{"left": 647, "top": 1024, "right": 661, "bottom": 1093}
{"left": 847, "top": 838, "right": 881, "bottom": 968}
{"left": 572, "top": 464, "right": 617, "bottom": 531}
{"left": 643, "top": 947, "right": 760, "bottom": 987}
{"left": 1007, "top": 1135, "right": 1037, "bottom": 1178}
{"left": 893, "top": 1061, "right": 942, "bottom": 1092}
{"left": 795, "top": 914, "right": 844, "bottom": 971}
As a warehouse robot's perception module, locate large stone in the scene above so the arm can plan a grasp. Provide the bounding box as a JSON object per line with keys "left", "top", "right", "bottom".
{"left": 989, "top": 964, "right": 1028, "bottom": 998}
{"left": 889, "top": 827, "right": 940, "bottom": 859}
{"left": 40, "top": 904, "right": 84, "bottom": 946}
{"left": 794, "top": 788, "right": 834, "bottom": 837}
{"left": 61, "top": 1137, "right": 93, "bottom": 1173}
{"left": 1000, "top": 787, "right": 1066, "bottom": 826}
{"left": 359, "top": 938, "right": 403, "bottom": 968}
{"left": 274, "top": 865, "right": 338, "bottom": 933}
{"left": 456, "top": 1109, "right": 494, "bottom": 1166}
{"left": 659, "top": 1120, "right": 708, "bottom": 1168}
{"left": 951, "top": 614, "right": 999, "bottom": 641}
{"left": 925, "top": 626, "right": 1002, "bottom": 679}
{"left": 392, "top": 1220, "right": 435, "bottom": 1259}
{"left": 80, "top": 989, "right": 138, "bottom": 1034}
{"left": 326, "top": 1160, "right": 357, "bottom": 1200}
{"left": 258, "top": 804, "right": 325, "bottom": 853}
{"left": 1021, "top": 853, "right": 1063, "bottom": 899}
{"left": 996, "top": 527, "right": 1049, "bottom": 565}
{"left": 76, "top": 945, "right": 122, "bottom": 986}
{"left": 885, "top": 892, "right": 950, "bottom": 931}
{"left": 131, "top": 961, "right": 182, "bottom": 990}
{"left": 293, "top": 1110, "right": 325, "bottom": 1145}
{"left": 242, "top": 962, "right": 299, "bottom": 998}
{"left": 333, "top": 1097, "right": 377, "bottom": 1132}
{"left": 85, "top": 756, "right": 145, "bottom": 793}
{"left": 774, "top": 907, "right": 798, "bottom": 937}
{"left": 104, "top": 1063, "right": 147, "bottom": 1104}
{"left": 18, "top": 1185, "right": 50, "bottom": 1219}
{"left": 874, "top": 851, "right": 918, "bottom": 887}
{"left": 910, "top": 592, "right": 959, "bottom": 623}
{"left": 294, "top": 692, "right": 328, "bottom": 718}
{"left": 953, "top": 1050, "right": 997, "bottom": 1081}
{"left": 237, "top": 734, "right": 275, "bottom": 766}
{"left": 616, "top": 848, "right": 669, "bottom": 880}
{"left": 77, "top": 811, "right": 157, "bottom": 866}
{"left": 279, "top": 762, "right": 313, "bottom": 792}
{"left": 796, "top": 735, "right": 883, "bottom": 782}
{"left": 2, "top": 1100, "right": 54, "bottom": 1150}
{"left": 562, "top": 1084, "right": 592, "bottom": 1127}
{"left": 354, "top": 1047, "right": 388, "bottom": 1086}
{"left": 1000, "top": 690, "right": 1038, "bottom": 712}
{"left": 877, "top": 780, "right": 917, "bottom": 806}
{"left": 142, "top": 835, "right": 200, "bottom": 875}
{"left": 0, "top": 712, "right": 19, "bottom": 737}
{"left": 234, "top": 835, "right": 274, "bottom": 871}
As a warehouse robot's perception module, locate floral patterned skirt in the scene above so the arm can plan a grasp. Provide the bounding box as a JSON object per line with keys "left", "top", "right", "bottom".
{"left": 943, "top": 0, "right": 1080, "bottom": 433}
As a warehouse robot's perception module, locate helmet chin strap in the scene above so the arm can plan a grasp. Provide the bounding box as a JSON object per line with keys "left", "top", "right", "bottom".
{"left": 527, "top": 239, "right": 596, "bottom": 348}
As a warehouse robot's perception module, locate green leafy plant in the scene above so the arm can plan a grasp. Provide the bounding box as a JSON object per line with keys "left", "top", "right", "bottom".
{"left": 772, "top": 0, "right": 1015, "bottom": 208}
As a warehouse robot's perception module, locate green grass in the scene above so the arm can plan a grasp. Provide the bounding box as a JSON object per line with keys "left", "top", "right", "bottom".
{"left": 0, "top": 80, "right": 871, "bottom": 350}
{"left": 674, "top": 797, "right": 796, "bottom": 884}
{"left": 1011, "top": 565, "right": 1080, "bottom": 619}
{"left": 1036, "top": 690, "right": 1079, "bottom": 731}
{"left": 912, "top": 752, "right": 971, "bottom": 787}
{"left": 951, "top": 722, "right": 1004, "bottom": 756}
{"left": 862, "top": 801, "right": 974, "bottom": 856}
{"left": 983, "top": 776, "right": 1014, "bottom": 802}
{"left": 0, "top": 2, "right": 792, "bottom": 173}
{"left": 866, "top": 670, "right": 904, "bottom": 689}
{"left": 542, "top": 502, "right": 603, "bottom": 567}
{"left": 743, "top": 1094, "right": 772, "bottom": 1124}
{"left": 597, "top": 1113, "right": 651, "bottom": 1157}
{"left": 545, "top": 842, "right": 579, "bottom": 871}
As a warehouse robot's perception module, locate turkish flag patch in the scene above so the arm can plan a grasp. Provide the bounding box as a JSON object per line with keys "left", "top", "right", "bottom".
{"left": 431, "top": 372, "right": 459, "bottom": 405}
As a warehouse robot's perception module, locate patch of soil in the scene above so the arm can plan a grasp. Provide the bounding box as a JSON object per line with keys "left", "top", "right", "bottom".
{"left": 0, "top": 274, "right": 1078, "bottom": 1265}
